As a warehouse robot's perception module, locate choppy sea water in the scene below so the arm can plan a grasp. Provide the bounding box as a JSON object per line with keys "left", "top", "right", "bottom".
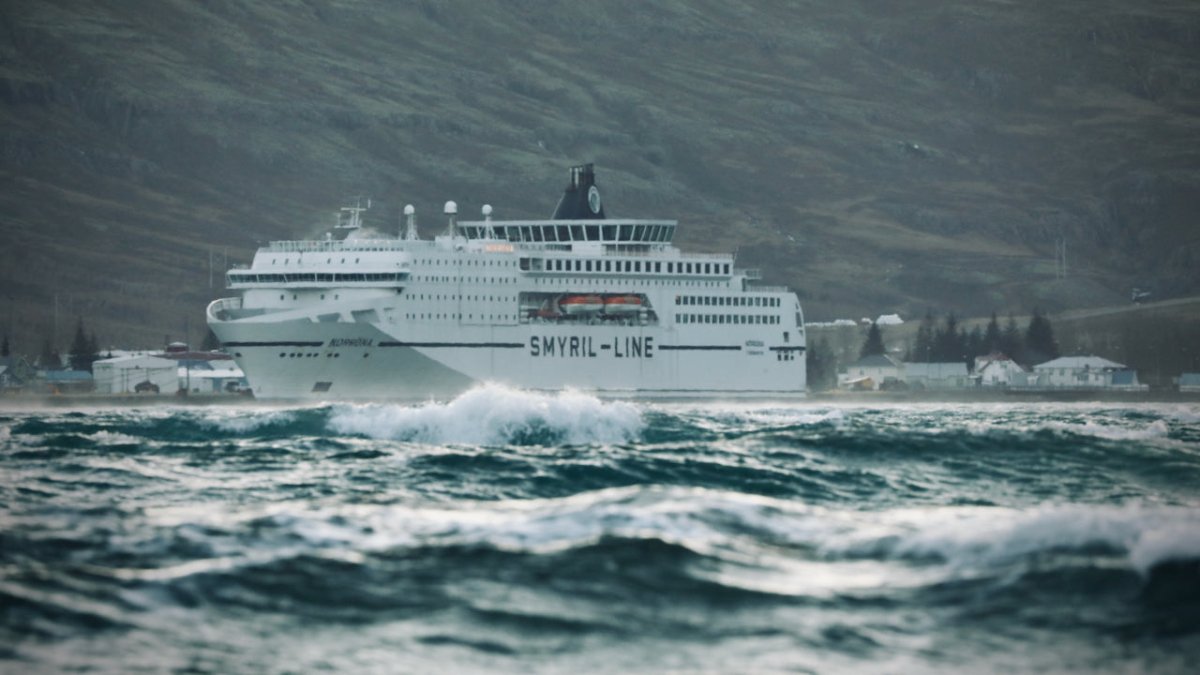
{"left": 2, "top": 387, "right": 1199, "bottom": 674}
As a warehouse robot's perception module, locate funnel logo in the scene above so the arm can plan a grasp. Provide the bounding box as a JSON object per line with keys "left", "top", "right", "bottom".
{"left": 587, "top": 186, "right": 601, "bottom": 214}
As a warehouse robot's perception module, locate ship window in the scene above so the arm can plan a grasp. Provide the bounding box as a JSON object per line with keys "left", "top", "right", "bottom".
{"left": 570, "top": 225, "right": 584, "bottom": 241}
{"left": 635, "top": 261, "right": 642, "bottom": 272}
{"left": 603, "top": 225, "right": 616, "bottom": 240}
{"left": 586, "top": 225, "right": 600, "bottom": 241}
{"left": 619, "top": 225, "right": 633, "bottom": 241}
{"left": 557, "top": 225, "right": 570, "bottom": 241}
{"left": 655, "top": 262, "right": 661, "bottom": 273}
{"left": 632, "top": 225, "right": 644, "bottom": 240}
{"left": 686, "top": 263, "right": 693, "bottom": 273}
{"left": 532, "top": 226, "right": 544, "bottom": 242}
{"left": 605, "top": 261, "right": 612, "bottom": 272}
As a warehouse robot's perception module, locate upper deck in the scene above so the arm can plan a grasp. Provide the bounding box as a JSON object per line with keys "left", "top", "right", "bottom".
{"left": 454, "top": 219, "right": 676, "bottom": 245}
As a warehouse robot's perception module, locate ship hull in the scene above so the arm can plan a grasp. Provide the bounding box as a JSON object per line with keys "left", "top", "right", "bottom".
{"left": 210, "top": 310, "right": 805, "bottom": 401}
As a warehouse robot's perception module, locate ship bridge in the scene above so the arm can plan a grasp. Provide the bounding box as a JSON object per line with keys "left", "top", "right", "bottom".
{"left": 455, "top": 219, "right": 676, "bottom": 245}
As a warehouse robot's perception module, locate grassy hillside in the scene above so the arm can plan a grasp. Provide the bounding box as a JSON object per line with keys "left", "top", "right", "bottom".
{"left": 2, "top": 0, "right": 1198, "bottom": 351}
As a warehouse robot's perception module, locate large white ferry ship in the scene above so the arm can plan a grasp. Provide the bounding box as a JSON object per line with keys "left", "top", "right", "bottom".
{"left": 207, "top": 165, "right": 806, "bottom": 399}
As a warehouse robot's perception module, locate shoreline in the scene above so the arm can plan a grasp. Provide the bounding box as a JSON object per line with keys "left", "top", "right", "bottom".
{"left": 810, "top": 389, "right": 1200, "bottom": 404}
{"left": 2, "top": 389, "right": 1199, "bottom": 409}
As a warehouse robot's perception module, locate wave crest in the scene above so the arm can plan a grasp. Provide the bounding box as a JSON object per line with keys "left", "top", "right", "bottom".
{"left": 326, "top": 384, "right": 643, "bottom": 445}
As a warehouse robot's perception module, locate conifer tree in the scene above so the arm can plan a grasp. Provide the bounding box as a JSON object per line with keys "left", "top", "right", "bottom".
{"left": 1000, "top": 314, "right": 1024, "bottom": 365}
{"left": 1024, "top": 310, "right": 1059, "bottom": 366}
{"left": 934, "top": 313, "right": 961, "bottom": 362}
{"left": 913, "top": 311, "right": 935, "bottom": 363}
{"left": 201, "top": 328, "right": 222, "bottom": 352}
{"left": 68, "top": 318, "right": 101, "bottom": 372}
{"left": 39, "top": 339, "right": 62, "bottom": 370}
{"left": 860, "top": 322, "right": 885, "bottom": 358}
{"left": 984, "top": 312, "right": 1001, "bottom": 354}
{"left": 966, "top": 325, "right": 984, "bottom": 371}
{"left": 806, "top": 338, "right": 837, "bottom": 391}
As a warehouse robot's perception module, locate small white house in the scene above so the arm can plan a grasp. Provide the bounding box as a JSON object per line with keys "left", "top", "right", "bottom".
{"left": 903, "top": 362, "right": 970, "bottom": 389}
{"left": 93, "top": 355, "right": 178, "bottom": 394}
{"left": 840, "top": 354, "right": 901, "bottom": 390}
{"left": 1178, "top": 373, "right": 1200, "bottom": 393}
{"left": 974, "top": 353, "right": 1027, "bottom": 387}
{"left": 1030, "top": 356, "right": 1146, "bottom": 390}
{"left": 178, "top": 364, "right": 247, "bottom": 394}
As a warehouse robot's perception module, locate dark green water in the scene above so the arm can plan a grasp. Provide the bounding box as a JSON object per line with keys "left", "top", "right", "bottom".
{"left": 2, "top": 388, "right": 1198, "bottom": 673}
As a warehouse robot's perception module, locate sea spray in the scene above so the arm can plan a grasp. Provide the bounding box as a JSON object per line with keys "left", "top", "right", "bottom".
{"left": 327, "top": 383, "right": 644, "bottom": 445}
{"left": 1, "top": 398, "right": 1198, "bottom": 673}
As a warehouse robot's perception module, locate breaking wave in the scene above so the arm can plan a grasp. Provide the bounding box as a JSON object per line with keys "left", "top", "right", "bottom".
{"left": 326, "top": 384, "right": 644, "bottom": 445}
{"left": 3, "top": 400, "right": 1199, "bottom": 673}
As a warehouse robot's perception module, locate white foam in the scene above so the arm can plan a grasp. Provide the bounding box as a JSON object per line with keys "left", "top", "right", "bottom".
{"left": 661, "top": 404, "right": 846, "bottom": 435}
{"left": 199, "top": 410, "right": 297, "bottom": 434}
{"left": 327, "top": 383, "right": 643, "bottom": 445}
{"left": 1042, "top": 418, "right": 1170, "bottom": 441}
{"left": 137, "top": 487, "right": 1200, "bottom": 598}
{"left": 836, "top": 503, "right": 1200, "bottom": 576}
{"left": 1129, "top": 525, "right": 1200, "bottom": 575}
{"left": 85, "top": 430, "right": 143, "bottom": 445}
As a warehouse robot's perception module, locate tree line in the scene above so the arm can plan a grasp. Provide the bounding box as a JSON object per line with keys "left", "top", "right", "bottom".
{"left": 8, "top": 318, "right": 105, "bottom": 372}
{"left": 806, "top": 311, "right": 1061, "bottom": 391}
{"left": 905, "top": 310, "right": 1059, "bottom": 368}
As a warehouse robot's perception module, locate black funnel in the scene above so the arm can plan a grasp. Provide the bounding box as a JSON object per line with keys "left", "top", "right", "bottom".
{"left": 551, "top": 164, "right": 606, "bottom": 220}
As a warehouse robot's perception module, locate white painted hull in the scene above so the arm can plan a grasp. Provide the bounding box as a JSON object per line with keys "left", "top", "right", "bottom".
{"left": 210, "top": 309, "right": 805, "bottom": 401}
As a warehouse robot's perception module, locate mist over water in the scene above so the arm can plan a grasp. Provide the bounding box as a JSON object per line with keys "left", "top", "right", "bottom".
{"left": 2, "top": 390, "right": 1199, "bottom": 673}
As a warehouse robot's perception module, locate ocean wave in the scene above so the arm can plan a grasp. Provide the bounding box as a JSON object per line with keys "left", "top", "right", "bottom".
{"left": 1039, "top": 418, "right": 1171, "bottom": 441}
{"left": 326, "top": 384, "right": 643, "bottom": 445}
{"left": 196, "top": 409, "right": 300, "bottom": 434}
{"left": 835, "top": 503, "right": 1200, "bottom": 577}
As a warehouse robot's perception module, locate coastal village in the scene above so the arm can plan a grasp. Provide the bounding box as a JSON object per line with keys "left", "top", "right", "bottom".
{"left": 806, "top": 309, "right": 1200, "bottom": 397}
{"left": 2, "top": 309, "right": 1199, "bottom": 400}
{"left": 0, "top": 323, "right": 249, "bottom": 400}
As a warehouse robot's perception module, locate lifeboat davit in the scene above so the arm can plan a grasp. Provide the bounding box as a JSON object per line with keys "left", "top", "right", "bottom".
{"left": 603, "top": 295, "right": 643, "bottom": 314}
{"left": 559, "top": 294, "right": 604, "bottom": 315}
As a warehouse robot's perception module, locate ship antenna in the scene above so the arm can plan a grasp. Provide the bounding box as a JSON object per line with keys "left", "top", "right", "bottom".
{"left": 482, "top": 204, "right": 495, "bottom": 239}
{"left": 444, "top": 200, "right": 458, "bottom": 237}
{"left": 337, "top": 197, "right": 368, "bottom": 232}
{"left": 404, "top": 204, "right": 418, "bottom": 240}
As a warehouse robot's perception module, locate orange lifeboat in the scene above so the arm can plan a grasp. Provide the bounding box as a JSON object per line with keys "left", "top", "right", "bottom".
{"left": 603, "top": 295, "right": 643, "bottom": 315}
{"left": 559, "top": 294, "right": 604, "bottom": 315}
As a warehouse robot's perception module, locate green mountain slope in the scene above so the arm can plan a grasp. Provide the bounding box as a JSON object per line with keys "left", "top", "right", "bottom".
{"left": 2, "top": 0, "right": 1198, "bottom": 349}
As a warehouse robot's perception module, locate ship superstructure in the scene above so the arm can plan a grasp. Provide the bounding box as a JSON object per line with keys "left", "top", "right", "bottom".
{"left": 207, "top": 165, "right": 806, "bottom": 399}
